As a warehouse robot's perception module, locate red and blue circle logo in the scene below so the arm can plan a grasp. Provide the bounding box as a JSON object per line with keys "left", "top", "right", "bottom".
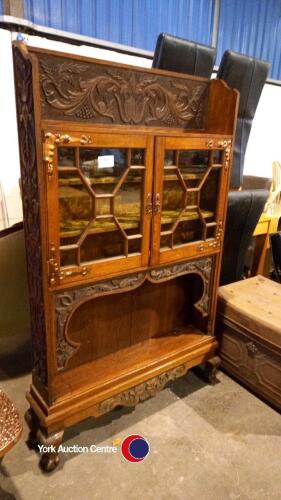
{"left": 121, "top": 434, "right": 150, "bottom": 462}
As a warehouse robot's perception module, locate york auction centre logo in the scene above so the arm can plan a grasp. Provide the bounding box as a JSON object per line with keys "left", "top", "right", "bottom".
{"left": 121, "top": 434, "right": 150, "bottom": 462}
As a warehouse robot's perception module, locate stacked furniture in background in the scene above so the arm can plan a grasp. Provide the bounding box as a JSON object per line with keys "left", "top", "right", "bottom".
{"left": 152, "top": 33, "right": 216, "bottom": 77}
{"left": 217, "top": 50, "right": 269, "bottom": 190}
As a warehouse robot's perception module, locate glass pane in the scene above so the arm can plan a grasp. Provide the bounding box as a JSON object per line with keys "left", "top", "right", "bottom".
{"left": 164, "top": 150, "right": 177, "bottom": 166}
{"left": 200, "top": 169, "right": 221, "bottom": 223}
{"left": 212, "top": 150, "right": 223, "bottom": 164}
{"left": 80, "top": 148, "right": 128, "bottom": 194}
{"left": 60, "top": 249, "right": 77, "bottom": 267}
{"left": 128, "top": 238, "right": 142, "bottom": 254}
{"left": 59, "top": 171, "right": 94, "bottom": 243}
{"left": 58, "top": 147, "right": 76, "bottom": 166}
{"left": 80, "top": 218, "right": 124, "bottom": 262}
{"left": 206, "top": 226, "right": 216, "bottom": 239}
{"left": 131, "top": 149, "right": 145, "bottom": 165}
{"left": 173, "top": 215, "right": 203, "bottom": 246}
{"left": 162, "top": 180, "right": 184, "bottom": 227}
{"left": 178, "top": 150, "right": 209, "bottom": 188}
{"left": 96, "top": 197, "right": 111, "bottom": 216}
{"left": 114, "top": 169, "right": 143, "bottom": 236}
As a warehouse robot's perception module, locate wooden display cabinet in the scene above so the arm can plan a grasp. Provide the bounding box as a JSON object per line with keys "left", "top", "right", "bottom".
{"left": 13, "top": 42, "right": 238, "bottom": 471}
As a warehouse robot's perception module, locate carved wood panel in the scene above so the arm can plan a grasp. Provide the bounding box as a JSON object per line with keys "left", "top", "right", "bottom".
{"left": 220, "top": 326, "right": 281, "bottom": 407}
{"left": 55, "top": 257, "right": 213, "bottom": 370}
{"left": 13, "top": 48, "right": 48, "bottom": 385}
{"left": 38, "top": 53, "right": 208, "bottom": 128}
{"left": 98, "top": 363, "right": 189, "bottom": 414}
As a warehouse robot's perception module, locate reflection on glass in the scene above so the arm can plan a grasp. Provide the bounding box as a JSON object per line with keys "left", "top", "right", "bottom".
{"left": 58, "top": 146, "right": 144, "bottom": 266}
{"left": 174, "top": 217, "right": 203, "bottom": 246}
{"left": 212, "top": 150, "right": 223, "bottom": 164}
{"left": 58, "top": 147, "right": 75, "bottom": 166}
{"left": 160, "top": 148, "right": 220, "bottom": 249}
{"left": 80, "top": 218, "right": 124, "bottom": 262}
{"left": 59, "top": 171, "right": 93, "bottom": 240}
{"left": 131, "top": 149, "right": 145, "bottom": 165}
{"left": 115, "top": 170, "right": 143, "bottom": 235}
{"left": 200, "top": 169, "right": 220, "bottom": 223}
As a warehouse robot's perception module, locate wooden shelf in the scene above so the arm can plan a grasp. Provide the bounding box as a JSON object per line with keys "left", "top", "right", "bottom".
{"left": 59, "top": 209, "right": 214, "bottom": 238}
{"left": 55, "top": 328, "right": 216, "bottom": 399}
{"left": 58, "top": 172, "right": 205, "bottom": 187}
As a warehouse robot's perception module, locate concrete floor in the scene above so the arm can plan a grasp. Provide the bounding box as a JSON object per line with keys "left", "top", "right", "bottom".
{"left": 0, "top": 358, "right": 280, "bottom": 500}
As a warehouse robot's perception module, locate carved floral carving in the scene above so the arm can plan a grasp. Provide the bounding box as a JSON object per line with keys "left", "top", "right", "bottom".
{"left": 98, "top": 363, "right": 189, "bottom": 414}
{"left": 39, "top": 56, "right": 207, "bottom": 128}
{"left": 55, "top": 257, "right": 213, "bottom": 370}
{"left": 13, "top": 48, "right": 48, "bottom": 384}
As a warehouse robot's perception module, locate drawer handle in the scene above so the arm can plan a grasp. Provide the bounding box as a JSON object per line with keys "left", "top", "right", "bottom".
{"left": 246, "top": 342, "right": 259, "bottom": 356}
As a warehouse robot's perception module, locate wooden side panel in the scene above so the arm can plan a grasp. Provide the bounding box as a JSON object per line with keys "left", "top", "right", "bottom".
{"left": 13, "top": 47, "right": 48, "bottom": 385}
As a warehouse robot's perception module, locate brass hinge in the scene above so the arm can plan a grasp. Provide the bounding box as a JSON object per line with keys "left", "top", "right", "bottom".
{"left": 48, "top": 243, "right": 60, "bottom": 286}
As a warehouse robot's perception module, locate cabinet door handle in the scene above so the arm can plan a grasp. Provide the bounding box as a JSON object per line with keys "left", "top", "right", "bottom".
{"left": 145, "top": 193, "right": 153, "bottom": 215}
{"left": 153, "top": 193, "right": 161, "bottom": 214}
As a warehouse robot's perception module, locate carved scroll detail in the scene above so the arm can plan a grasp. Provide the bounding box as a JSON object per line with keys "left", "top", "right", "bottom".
{"left": 55, "top": 257, "right": 213, "bottom": 371}
{"left": 98, "top": 363, "right": 189, "bottom": 414}
{"left": 39, "top": 56, "right": 207, "bottom": 128}
{"left": 13, "top": 48, "right": 48, "bottom": 384}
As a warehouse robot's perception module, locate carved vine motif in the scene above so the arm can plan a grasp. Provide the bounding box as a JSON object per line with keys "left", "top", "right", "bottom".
{"left": 98, "top": 363, "right": 189, "bottom": 414}
{"left": 13, "top": 48, "right": 48, "bottom": 384}
{"left": 39, "top": 56, "right": 207, "bottom": 128}
{"left": 55, "top": 257, "right": 213, "bottom": 370}
{"left": 55, "top": 273, "right": 146, "bottom": 369}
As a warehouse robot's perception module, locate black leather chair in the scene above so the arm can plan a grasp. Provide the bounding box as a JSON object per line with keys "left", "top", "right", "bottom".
{"left": 220, "top": 190, "right": 269, "bottom": 286}
{"left": 270, "top": 232, "right": 281, "bottom": 282}
{"left": 152, "top": 33, "right": 216, "bottom": 78}
{"left": 217, "top": 51, "right": 270, "bottom": 189}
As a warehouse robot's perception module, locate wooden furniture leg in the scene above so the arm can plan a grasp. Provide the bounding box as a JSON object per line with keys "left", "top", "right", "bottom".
{"left": 25, "top": 408, "right": 64, "bottom": 472}
{"left": 193, "top": 355, "right": 221, "bottom": 385}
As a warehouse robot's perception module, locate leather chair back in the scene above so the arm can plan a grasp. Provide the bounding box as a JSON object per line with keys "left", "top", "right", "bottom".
{"left": 220, "top": 190, "right": 268, "bottom": 285}
{"left": 152, "top": 33, "right": 216, "bottom": 78}
{"left": 270, "top": 232, "right": 281, "bottom": 282}
{"left": 217, "top": 51, "right": 269, "bottom": 189}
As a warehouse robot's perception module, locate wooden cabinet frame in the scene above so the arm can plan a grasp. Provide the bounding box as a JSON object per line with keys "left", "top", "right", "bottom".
{"left": 13, "top": 42, "right": 239, "bottom": 472}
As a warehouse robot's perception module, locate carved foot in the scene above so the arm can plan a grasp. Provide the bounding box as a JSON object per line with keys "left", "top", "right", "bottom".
{"left": 37, "top": 428, "right": 64, "bottom": 473}
{"left": 204, "top": 355, "right": 221, "bottom": 384}
{"left": 25, "top": 407, "right": 64, "bottom": 472}
{"left": 193, "top": 355, "right": 221, "bottom": 385}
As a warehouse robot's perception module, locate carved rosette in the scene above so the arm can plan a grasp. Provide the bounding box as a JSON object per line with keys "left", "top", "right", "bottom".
{"left": 55, "top": 257, "right": 213, "bottom": 370}
{"left": 39, "top": 55, "right": 207, "bottom": 128}
{"left": 13, "top": 48, "right": 48, "bottom": 384}
{"left": 98, "top": 363, "right": 189, "bottom": 414}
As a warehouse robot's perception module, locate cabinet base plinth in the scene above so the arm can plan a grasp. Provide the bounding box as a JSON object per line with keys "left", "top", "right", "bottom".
{"left": 25, "top": 336, "right": 217, "bottom": 470}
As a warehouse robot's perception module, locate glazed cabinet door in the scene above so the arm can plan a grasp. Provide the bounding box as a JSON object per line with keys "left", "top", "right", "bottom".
{"left": 151, "top": 136, "right": 231, "bottom": 265}
{"left": 45, "top": 130, "right": 154, "bottom": 286}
